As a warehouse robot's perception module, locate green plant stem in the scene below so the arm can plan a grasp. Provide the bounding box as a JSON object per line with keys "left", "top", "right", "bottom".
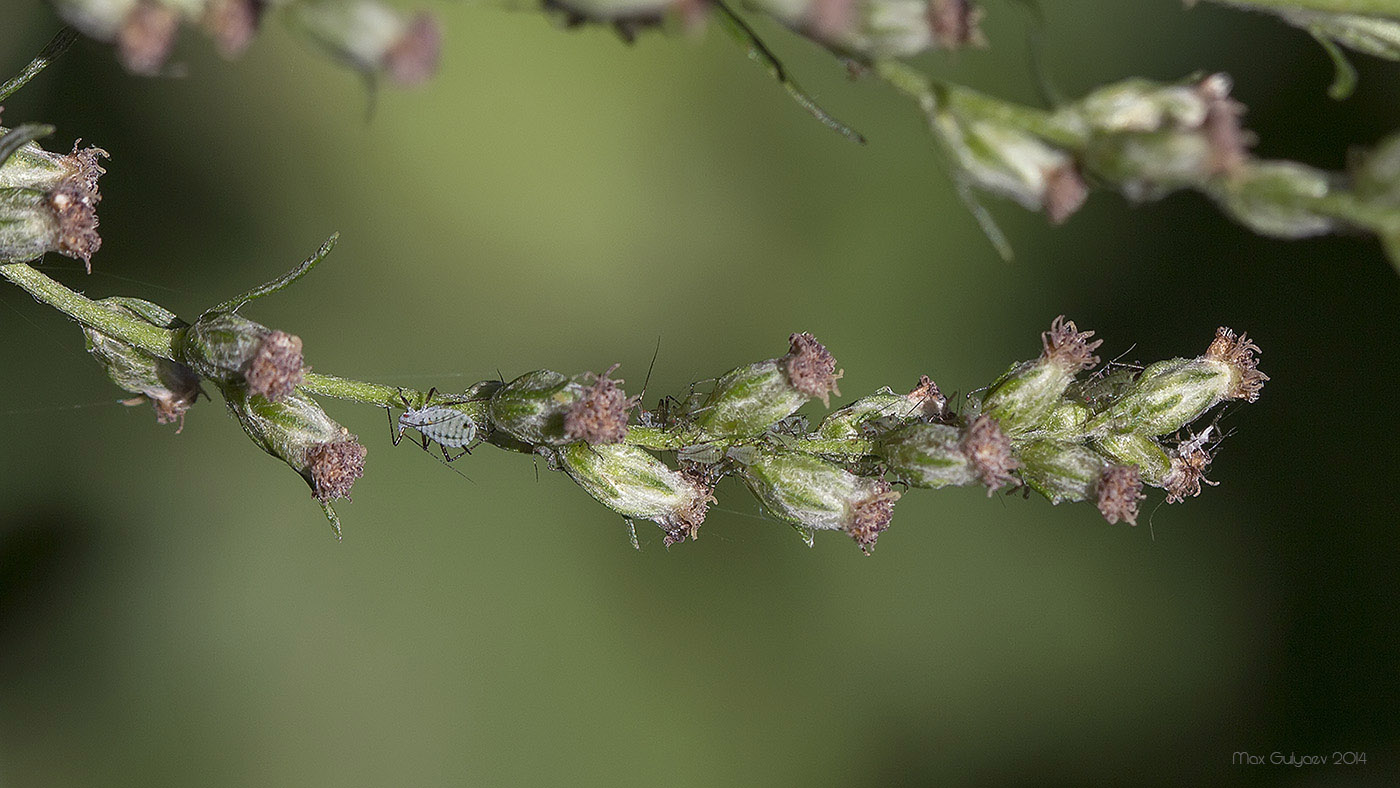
{"left": 1211, "top": 0, "right": 1400, "bottom": 19}
{"left": 0, "top": 262, "right": 175, "bottom": 355}
{"left": 871, "top": 60, "right": 1087, "bottom": 148}
{"left": 2, "top": 261, "right": 879, "bottom": 458}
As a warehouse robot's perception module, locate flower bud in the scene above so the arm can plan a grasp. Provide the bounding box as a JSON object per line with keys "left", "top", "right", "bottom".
{"left": 83, "top": 297, "right": 202, "bottom": 428}
{"left": 178, "top": 312, "right": 305, "bottom": 401}
{"left": 1071, "top": 74, "right": 1250, "bottom": 200}
{"left": 814, "top": 376, "right": 943, "bottom": 440}
{"left": 980, "top": 316, "right": 1101, "bottom": 437}
{"left": 1353, "top": 132, "right": 1400, "bottom": 207}
{"left": 1013, "top": 441, "right": 1144, "bottom": 525}
{"left": 753, "top": 0, "right": 984, "bottom": 59}
{"left": 294, "top": 1, "right": 442, "bottom": 86}
{"left": 488, "top": 370, "right": 585, "bottom": 446}
{"left": 934, "top": 109, "right": 1087, "bottom": 222}
{"left": 877, "top": 414, "right": 1016, "bottom": 494}
{"left": 1210, "top": 161, "right": 1338, "bottom": 239}
{"left": 1090, "top": 327, "right": 1264, "bottom": 437}
{"left": 0, "top": 137, "right": 106, "bottom": 269}
{"left": 694, "top": 332, "right": 841, "bottom": 438}
{"left": 1016, "top": 441, "right": 1105, "bottom": 505}
{"left": 1091, "top": 432, "right": 1171, "bottom": 485}
{"left": 223, "top": 383, "right": 366, "bottom": 503}
{"left": 738, "top": 450, "right": 899, "bottom": 554}
{"left": 556, "top": 443, "right": 715, "bottom": 546}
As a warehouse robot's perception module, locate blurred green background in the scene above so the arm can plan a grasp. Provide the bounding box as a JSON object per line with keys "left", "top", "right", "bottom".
{"left": 2, "top": 1, "right": 1397, "bottom": 784}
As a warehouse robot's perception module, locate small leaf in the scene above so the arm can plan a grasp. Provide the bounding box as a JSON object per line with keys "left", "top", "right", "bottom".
{"left": 319, "top": 500, "right": 344, "bottom": 541}
{"left": 0, "top": 124, "right": 55, "bottom": 169}
{"left": 0, "top": 28, "right": 79, "bottom": 102}
{"left": 1311, "top": 29, "right": 1359, "bottom": 100}
{"left": 204, "top": 233, "right": 339, "bottom": 317}
{"left": 712, "top": 1, "right": 866, "bottom": 145}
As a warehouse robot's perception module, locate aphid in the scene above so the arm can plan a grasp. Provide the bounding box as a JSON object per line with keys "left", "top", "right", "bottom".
{"left": 388, "top": 388, "right": 478, "bottom": 462}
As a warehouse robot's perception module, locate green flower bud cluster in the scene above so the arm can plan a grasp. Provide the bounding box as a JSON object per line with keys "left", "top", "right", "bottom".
{"left": 0, "top": 126, "right": 106, "bottom": 270}
{"left": 411, "top": 323, "right": 1264, "bottom": 552}
{"left": 46, "top": 0, "right": 440, "bottom": 83}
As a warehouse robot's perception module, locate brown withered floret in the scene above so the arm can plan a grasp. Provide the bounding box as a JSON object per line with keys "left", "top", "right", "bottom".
{"left": 1164, "top": 432, "right": 1216, "bottom": 504}
{"left": 960, "top": 414, "right": 1018, "bottom": 494}
{"left": 118, "top": 1, "right": 181, "bottom": 75}
{"left": 927, "top": 0, "right": 987, "bottom": 50}
{"left": 43, "top": 144, "right": 108, "bottom": 272}
{"left": 1097, "top": 464, "right": 1144, "bottom": 526}
{"left": 661, "top": 470, "right": 717, "bottom": 547}
{"left": 244, "top": 331, "right": 305, "bottom": 401}
{"left": 1205, "top": 326, "right": 1267, "bottom": 403}
{"left": 846, "top": 480, "right": 900, "bottom": 555}
{"left": 564, "top": 364, "right": 636, "bottom": 445}
{"left": 383, "top": 12, "right": 442, "bottom": 87}
{"left": 1196, "top": 74, "right": 1252, "bottom": 177}
{"left": 204, "top": 0, "right": 267, "bottom": 58}
{"left": 1043, "top": 163, "right": 1089, "bottom": 225}
{"left": 907, "top": 375, "right": 948, "bottom": 422}
{"left": 308, "top": 437, "right": 367, "bottom": 502}
{"left": 784, "top": 332, "right": 843, "bottom": 406}
{"left": 1042, "top": 315, "right": 1104, "bottom": 373}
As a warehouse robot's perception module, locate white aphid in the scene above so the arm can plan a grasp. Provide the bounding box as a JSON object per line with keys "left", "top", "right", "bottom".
{"left": 390, "top": 391, "right": 478, "bottom": 462}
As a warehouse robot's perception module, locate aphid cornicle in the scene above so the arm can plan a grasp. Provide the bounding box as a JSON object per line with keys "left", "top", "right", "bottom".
{"left": 388, "top": 388, "right": 478, "bottom": 462}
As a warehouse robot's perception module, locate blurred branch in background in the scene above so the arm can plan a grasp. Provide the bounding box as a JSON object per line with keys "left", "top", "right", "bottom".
{"left": 32, "top": 0, "right": 1400, "bottom": 269}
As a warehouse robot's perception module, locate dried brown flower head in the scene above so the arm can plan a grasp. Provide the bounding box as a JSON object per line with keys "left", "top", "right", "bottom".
{"left": 661, "top": 471, "right": 717, "bottom": 546}
{"left": 1041, "top": 315, "right": 1103, "bottom": 373}
{"left": 308, "top": 436, "right": 367, "bottom": 502}
{"left": 846, "top": 480, "right": 900, "bottom": 555}
{"left": 784, "top": 332, "right": 842, "bottom": 406}
{"left": 564, "top": 364, "right": 635, "bottom": 445}
{"left": 1205, "top": 326, "right": 1267, "bottom": 402}
{"left": 244, "top": 330, "right": 305, "bottom": 401}
{"left": 960, "top": 414, "right": 1018, "bottom": 494}
{"left": 1097, "top": 464, "right": 1144, "bottom": 525}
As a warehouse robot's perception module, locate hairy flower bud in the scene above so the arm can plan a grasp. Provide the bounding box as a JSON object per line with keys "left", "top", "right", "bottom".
{"left": 694, "top": 333, "right": 841, "bottom": 437}
{"left": 1017, "top": 441, "right": 1105, "bottom": 505}
{"left": 294, "top": 1, "right": 442, "bottom": 86}
{"left": 224, "top": 384, "right": 366, "bottom": 503}
{"left": 877, "top": 414, "right": 1016, "bottom": 494}
{"left": 1071, "top": 74, "right": 1250, "bottom": 201}
{"left": 1090, "top": 327, "right": 1264, "bottom": 437}
{"left": 738, "top": 450, "right": 899, "bottom": 553}
{"left": 488, "top": 370, "right": 586, "bottom": 446}
{"left": 556, "top": 443, "right": 715, "bottom": 545}
{"left": 981, "top": 316, "right": 1101, "bottom": 437}
{"left": 1091, "top": 432, "right": 1171, "bottom": 485}
{"left": 0, "top": 136, "right": 107, "bottom": 270}
{"left": 178, "top": 312, "right": 305, "bottom": 401}
{"left": 83, "top": 297, "right": 202, "bottom": 428}
{"left": 1210, "top": 161, "right": 1338, "bottom": 239}
{"left": 934, "top": 108, "right": 1087, "bottom": 222}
